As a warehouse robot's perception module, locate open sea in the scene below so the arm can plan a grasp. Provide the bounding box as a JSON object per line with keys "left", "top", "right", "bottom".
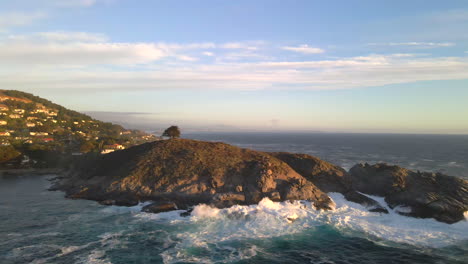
{"left": 1, "top": 133, "right": 467, "bottom": 264}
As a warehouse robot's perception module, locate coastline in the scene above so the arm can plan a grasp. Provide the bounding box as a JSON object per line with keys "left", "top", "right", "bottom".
{"left": 0, "top": 168, "right": 63, "bottom": 178}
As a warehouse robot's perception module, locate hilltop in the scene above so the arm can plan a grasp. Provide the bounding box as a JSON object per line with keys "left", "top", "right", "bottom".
{"left": 56, "top": 138, "right": 335, "bottom": 210}
{"left": 0, "top": 90, "right": 157, "bottom": 168}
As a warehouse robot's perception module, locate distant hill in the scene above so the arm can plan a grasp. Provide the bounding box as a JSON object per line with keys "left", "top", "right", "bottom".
{"left": 0, "top": 90, "right": 158, "bottom": 168}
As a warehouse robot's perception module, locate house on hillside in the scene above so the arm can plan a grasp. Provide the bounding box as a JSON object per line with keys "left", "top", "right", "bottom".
{"left": 0, "top": 95, "right": 32, "bottom": 103}
{"left": 14, "top": 109, "right": 25, "bottom": 114}
{"left": 26, "top": 123, "right": 36, "bottom": 127}
{"left": 43, "top": 138, "right": 54, "bottom": 143}
{"left": 0, "top": 104, "right": 9, "bottom": 111}
{"left": 9, "top": 114, "right": 22, "bottom": 119}
{"left": 48, "top": 111, "right": 58, "bottom": 116}
{"left": 101, "top": 149, "right": 115, "bottom": 154}
{"left": 0, "top": 132, "right": 11, "bottom": 136}
{"left": 31, "top": 109, "right": 47, "bottom": 114}
{"left": 0, "top": 120, "right": 7, "bottom": 125}
{"left": 30, "top": 132, "right": 49, "bottom": 136}
{"left": 104, "top": 143, "right": 125, "bottom": 150}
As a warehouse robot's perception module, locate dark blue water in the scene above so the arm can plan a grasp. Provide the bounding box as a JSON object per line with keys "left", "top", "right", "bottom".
{"left": 185, "top": 132, "right": 468, "bottom": 178}
{"left": 1, "top": 133, "right": 467, "bottom": 263}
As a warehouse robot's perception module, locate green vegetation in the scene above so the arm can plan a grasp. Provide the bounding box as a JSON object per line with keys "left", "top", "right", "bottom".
{"left": 0, "top": 146, "right": 21, "bottom": 163}
{"left": 0, "top": 89, "right": 158, "bottom": 168}
{"left": 162, "top": 126, "right": 181, "bottom": 139}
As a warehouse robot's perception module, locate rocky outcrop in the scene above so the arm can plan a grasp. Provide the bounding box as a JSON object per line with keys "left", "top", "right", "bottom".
{"left": 54, "top": 139, "right": 468, "bottom": 224}
{"left": 272, "top": 152, "right": 388, "bottom": 213}
{"left": 349, "top": 163, "right": 468, "bottom": 223}
{"left": 55, "top": 139, "right": 334, "bottom": 211}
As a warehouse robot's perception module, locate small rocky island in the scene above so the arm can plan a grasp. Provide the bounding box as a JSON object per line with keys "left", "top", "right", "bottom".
{"left": 53, "top": 139, "right": 468, "bottom": 224}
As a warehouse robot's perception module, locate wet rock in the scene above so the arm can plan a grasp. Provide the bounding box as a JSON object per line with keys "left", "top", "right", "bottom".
{"left": 349, "top": 163, "right": 468, "bottom": 223}
{"left": 343, "top": 190, "right": 388, "bottom": 214}
{"left": 142, "top": 201, "right": 178, "bottom": 213}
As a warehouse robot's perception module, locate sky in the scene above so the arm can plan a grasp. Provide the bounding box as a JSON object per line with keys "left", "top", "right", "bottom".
{"left": 0, "top": 0, "right": 467, "bottom": 134}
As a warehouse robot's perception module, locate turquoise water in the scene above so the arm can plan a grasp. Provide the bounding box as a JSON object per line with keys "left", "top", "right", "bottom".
{"left": 1, "top": 175, "right": 467, "bottom": 264}
{"left": 1, "top": 133, "right": 468, "bottom": 263}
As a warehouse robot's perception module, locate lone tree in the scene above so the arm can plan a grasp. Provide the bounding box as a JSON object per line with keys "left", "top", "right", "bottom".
{"left": 162, "top": 126, "right": 181, "bottom": 139}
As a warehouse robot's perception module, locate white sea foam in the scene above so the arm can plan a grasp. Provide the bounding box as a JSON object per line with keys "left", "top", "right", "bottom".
{"left": 100, "top": 201, "right": 152, "bottom": 214}
{"left": 140, "top": 193, "right": 468, "bottom": 263}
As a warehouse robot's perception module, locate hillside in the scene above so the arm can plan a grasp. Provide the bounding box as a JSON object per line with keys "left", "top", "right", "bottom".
{"left": 0, "top": 90, "right": 157, "bottom": 168}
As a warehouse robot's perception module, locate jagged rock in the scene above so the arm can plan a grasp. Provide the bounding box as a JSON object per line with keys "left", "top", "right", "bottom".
{"left": 55, "top": 139, "right": 334, "bottom": 211}
{"left": 142, "top": 201, "right": 178, "bottom": 213}
{"left": 272, "top": 152, "right": 387, "bottom": 213}
{"left": 349, "top": 163, "right": 468, "bottom": 223}
{"left": 271, "top": 152, "right": 351, "bottom": 193}
{"left": 343, "top": 190, "right": 388, "bottom": 214}
{"left": 53, "top": 139, "right": 467, "bottom": 223}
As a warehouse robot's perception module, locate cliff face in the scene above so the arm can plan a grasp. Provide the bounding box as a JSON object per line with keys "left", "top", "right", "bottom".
{"left": 57, "top": 139, "right": 334, "bottom": 210}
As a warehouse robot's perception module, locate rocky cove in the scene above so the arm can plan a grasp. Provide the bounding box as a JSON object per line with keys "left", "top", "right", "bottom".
{"left": 52, "top": 139, "right": 468, "bottom": 224}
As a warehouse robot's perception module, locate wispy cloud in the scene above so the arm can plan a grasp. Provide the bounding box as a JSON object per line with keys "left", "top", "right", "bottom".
{"left": 282, "top": 44, "right": 325, "bottom": 54}
{"left": 220, "top": 42, "right": 261, "bottom": 50}
{"left": 0, "top": 33, "right": 213, "bottom": 65}
{"left": 368, "top": 42, "right": 455, "bottom": 48}
{"left": 3, "top": 53, "right": 468, "bottom": 92}
{"left": 49, "top": 0, "right": 112, "bottom": 7}
{"left": 202, "top": 51, "right": 214, "bottom": 56}
{"left": 0, "top": 11, "right": 47, "bottom": 31}
{"left": 34, "top": 31, "right": 108, "bottom": 42}
{"left": 1, "top": 32, "right": 467, "bottom": 92}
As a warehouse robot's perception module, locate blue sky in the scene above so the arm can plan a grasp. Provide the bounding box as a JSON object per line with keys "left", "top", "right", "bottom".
{"left": 0, "top": 0, "right": 467, "bottom": 133}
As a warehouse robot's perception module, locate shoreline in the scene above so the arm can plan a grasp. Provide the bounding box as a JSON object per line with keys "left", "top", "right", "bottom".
{"left": 0, "top": 168, "right": 63, "bottom": 177}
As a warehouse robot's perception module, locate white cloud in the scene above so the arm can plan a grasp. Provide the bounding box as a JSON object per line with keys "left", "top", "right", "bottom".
{"left": 1, "top": 32, "right": 467, "bottom": 92}
{"left": 220, "top": 42, "right": 259, "bottom": 50}
{"left": 202, "top": 51, "right": 214, "bottom": 56}
{"left": 176, "top": 55, "right": 198, "bottom": 62}
{"left": 2, "top": 54, "right": 468, "bottom": 92}
{"left": 282, "top": 44, "right": 325, "bottom": 54}
{"left": 0, "top": 33, "right": 215, "bottom": 65}
{"left": 35, "top": 31, "right": 108, "bottom": 42}
{"left": 369, "top": 42, "right": 455, "bottom": 48}
{"left": 0, "top": 11, "right": 47, "bottom": 31}
{"left": 0, "top": 41, "right": 167, "bottom": 65}
{"left": 49, "top": 0, "right": 111, "bottom": 7}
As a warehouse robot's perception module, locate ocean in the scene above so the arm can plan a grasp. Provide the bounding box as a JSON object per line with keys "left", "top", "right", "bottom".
{"left": 1, "top": 133, "right": 467, "bottom": 264}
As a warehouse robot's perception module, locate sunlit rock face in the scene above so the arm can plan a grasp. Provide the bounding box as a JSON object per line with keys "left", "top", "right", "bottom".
{"left": 54, "top": 139, "right": 333, "bottom": 211}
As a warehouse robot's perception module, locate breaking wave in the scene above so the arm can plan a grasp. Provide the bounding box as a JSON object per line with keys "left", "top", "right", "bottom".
{"left": 133, "top": 193, "right": 468, "bottom": 263}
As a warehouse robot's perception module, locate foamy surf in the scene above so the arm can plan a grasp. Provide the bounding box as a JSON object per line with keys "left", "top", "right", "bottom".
{"left": 137, "top": 194, "right": 468, "bottom": 252}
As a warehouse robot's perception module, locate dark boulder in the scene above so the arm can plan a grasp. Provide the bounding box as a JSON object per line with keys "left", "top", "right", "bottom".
{"left": 349, "top": 163, "right": 468, "bottom": 223}
{"left": 272, "top": 152, "right": 387, "bottom": 213}
{"left": 271, "top": 152, "right": 350, "bottom": 193}
{"left": 142, "top": 201, "right": 178, "bottom": 213}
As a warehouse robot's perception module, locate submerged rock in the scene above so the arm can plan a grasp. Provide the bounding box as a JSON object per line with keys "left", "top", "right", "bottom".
{"left": 142, "top": 201, "right": 178, "bottom": 213}
{"left": 349, "top": 163, "right": 468, "bottom": 223}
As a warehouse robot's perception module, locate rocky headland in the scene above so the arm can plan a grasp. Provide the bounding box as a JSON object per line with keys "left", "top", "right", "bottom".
{"left": 52, "top": 139, "right": 468, "bottom": 224}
